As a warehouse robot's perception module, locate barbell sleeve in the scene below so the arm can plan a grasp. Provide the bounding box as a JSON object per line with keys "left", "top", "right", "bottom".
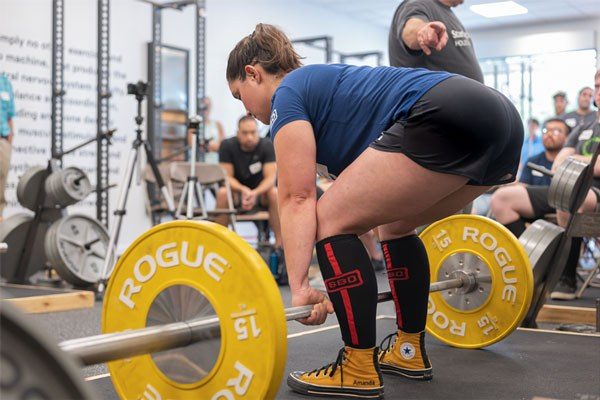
{"left": 60, "top": 275, "right": 477, "bottom": 366}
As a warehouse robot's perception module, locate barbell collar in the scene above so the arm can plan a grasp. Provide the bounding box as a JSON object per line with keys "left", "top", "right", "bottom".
{"left": 61, "top": 274, "right": 477, "bottom": 366}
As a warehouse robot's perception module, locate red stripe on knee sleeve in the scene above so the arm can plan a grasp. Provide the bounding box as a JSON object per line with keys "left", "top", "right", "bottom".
{"left": 382, "top": 243, "right": 403, "bottom": 329}
{"left": 324, "top": 242, "right": 359, "bottom": 345}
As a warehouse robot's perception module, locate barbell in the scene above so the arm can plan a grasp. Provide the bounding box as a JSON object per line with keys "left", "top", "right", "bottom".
{"left": 76, "top": 216, "right": 533, "bottom": 398}
{"left": 3, "top": 215, "right": 534, "bottom": 399}
{"left": 60, "top": 274, "right": 488, "bottom": 365}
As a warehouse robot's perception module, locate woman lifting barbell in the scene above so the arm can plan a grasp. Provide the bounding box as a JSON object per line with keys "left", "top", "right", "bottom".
{"left": 226, "top": 23, "right": 523, "bottom": 399}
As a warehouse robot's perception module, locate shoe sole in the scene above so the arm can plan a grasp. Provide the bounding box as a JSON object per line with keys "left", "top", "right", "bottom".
{"left": 379, "top": 364, "right": 433, "bottom": 381}
{"left": 550, "top": 291, "right": 576, "bottom": 300}
{"left": 287, "top": 374, "right": 384, "bottom": 399}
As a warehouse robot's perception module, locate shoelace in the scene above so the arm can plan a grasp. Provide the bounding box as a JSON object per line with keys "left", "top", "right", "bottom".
{"left": 307, "top": 347, "right": 346, "bottom": 381}
{"left": 378, "top": 332, "right": 398, "bottom": 361}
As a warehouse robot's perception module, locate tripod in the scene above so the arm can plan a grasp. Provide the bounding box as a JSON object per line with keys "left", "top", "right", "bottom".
{"left": 97, "top": 81, "right": 176, "bottom": 295}
{"left": 175, "top": 116, "right": 209, "bottom": 219}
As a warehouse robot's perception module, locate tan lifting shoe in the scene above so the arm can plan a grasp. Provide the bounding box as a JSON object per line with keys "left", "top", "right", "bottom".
{"left": 287, "top": 346, "right": 384, "bottom": 399}
{"left": 378, "top": 330, "right": 433, "bottom": 380}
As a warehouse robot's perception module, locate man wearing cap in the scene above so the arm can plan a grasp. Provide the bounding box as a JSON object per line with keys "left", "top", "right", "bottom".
{"left": 552, "top": 91, "right": 568, "bottom": 118}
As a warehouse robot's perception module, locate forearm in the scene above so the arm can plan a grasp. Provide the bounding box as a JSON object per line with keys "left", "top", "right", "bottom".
{"left": 402, "top": 18, "right": 427, "bottom": 50}
{"left": 279, "top": 196, "right": 317, "bottom": 292}
{"left": 227, "top": 177, "right": 246, "bottom": 193}
{"left": 252, "top": 176, "right": 275, "bottom": 196}
{"left": 551, "top": 149, "right": 575, "bottom": 172}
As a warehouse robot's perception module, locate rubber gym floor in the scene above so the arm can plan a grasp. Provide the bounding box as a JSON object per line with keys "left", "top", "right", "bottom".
{"left": 27, "top": 270, "right": 600, "bottom": 400}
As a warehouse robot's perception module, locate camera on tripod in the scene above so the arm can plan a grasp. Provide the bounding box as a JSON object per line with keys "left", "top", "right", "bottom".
{"left": 127, "top": 81, "right": 149, "bottom": 99}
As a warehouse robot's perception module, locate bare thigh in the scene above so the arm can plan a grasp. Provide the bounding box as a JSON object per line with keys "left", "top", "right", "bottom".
{"left": 378, "top": 185, "right": 491, "bottom": 241}
{"left": 491, "top": 185, "right": 536, "bottom": 220}
{"left": 316, "top": 148, "right": 470, "bottom": 240}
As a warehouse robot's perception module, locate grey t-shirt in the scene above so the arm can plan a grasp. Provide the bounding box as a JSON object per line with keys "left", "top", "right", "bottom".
{"left": 562, "top": 110, "right": 596, "bottom": 131}
{"left": 565, "top": 118, "right": 600, "bottom": 188}
{"left": 388, "top": 0, "right": 483, "bottom": 83}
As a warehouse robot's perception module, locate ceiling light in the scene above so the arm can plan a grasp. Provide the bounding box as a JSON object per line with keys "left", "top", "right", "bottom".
{"left": 470, "top": 1, "right": 528, "bottom": 18}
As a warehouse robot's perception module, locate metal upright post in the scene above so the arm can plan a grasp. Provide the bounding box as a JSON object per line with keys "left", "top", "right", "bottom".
{"left": 51, "top": 0, "right": 65, "bottom": 165}
{"left": 97, "top": 0, "right": 111, "bottom": 227}
{"left": 195, "top": 0, "right": 206, "bottom": 162}
{"left": 149, "top": 6, "right": 163, "bottom": 160}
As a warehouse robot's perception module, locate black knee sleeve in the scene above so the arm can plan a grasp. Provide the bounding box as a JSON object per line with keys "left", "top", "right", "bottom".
{"left": 381, "top": 235, "right": 430, "bottom": 333}
{"left": 316, "top": 234, "right": 378, "bottom": 348}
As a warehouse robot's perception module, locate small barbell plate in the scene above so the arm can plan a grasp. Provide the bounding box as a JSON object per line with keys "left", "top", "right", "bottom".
{"left": 45, "top": 167, "right": 92, "bottom": 207}
{"left": 61, "top": 167, "right": 92, "bottom": 204}
{"left": 16, "top": 166, "right": 47, "bottom": 211}
{"left": 103, "top": 220, "right": 287, "bottom": 400}
{"left": 420, "top": 215, "right": 533, "bottom": 349}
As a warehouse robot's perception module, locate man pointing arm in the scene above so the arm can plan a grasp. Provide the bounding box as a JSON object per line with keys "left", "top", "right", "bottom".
{"left": 389, "top": 0, "right": 484, "bottom": 83}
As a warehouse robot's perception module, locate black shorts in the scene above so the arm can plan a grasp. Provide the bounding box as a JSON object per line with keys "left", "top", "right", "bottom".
{"left": 370, "top": 75, "right": 524, "bottom": 186}
{"left": 525, "top": 185, "right": 555, "bottom": 217}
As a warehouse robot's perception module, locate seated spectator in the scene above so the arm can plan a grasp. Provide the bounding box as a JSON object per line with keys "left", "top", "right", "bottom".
{"left": 475, "top": 118, "right": 568, "bottom": 217}
{"left": 562, "top": 86, "right": 596, "bottom": 131}
{"left": 518, "top": 118, "right": 544, "bottom": 177}
{"left": 553, "top": 91, "right": 567, "bottom": 118}
{"left": 492, "top": 68, "right": 600, "bottom": 300}
{"left": 520, "top": 119, "right": 570, "bottom": 186}
{"left": 490, "top": 118, "right": 570, "bottom": 236}
{"left": 215, "top": 115, "right": 282, "bottom": 250}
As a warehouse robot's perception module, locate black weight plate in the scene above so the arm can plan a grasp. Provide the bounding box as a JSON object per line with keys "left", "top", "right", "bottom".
{"left": 0, "top": 302, "right": 98, "bottom": 400}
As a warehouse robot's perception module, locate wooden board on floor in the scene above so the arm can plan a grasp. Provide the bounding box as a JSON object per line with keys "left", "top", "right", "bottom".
{"left": 536, "top": 304, "right": 596, "bottom": 325}
{"left": 0, "top": 283, "right": 94, "bottom": 314}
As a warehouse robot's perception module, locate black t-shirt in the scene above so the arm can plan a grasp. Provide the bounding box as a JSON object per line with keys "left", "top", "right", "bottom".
{"left": 565, "top": 118, "right": 600, "bottom": 189}
{"left": 561, "top": 110, "right": 596, "bottom": 131}
{"left": 519, "top": 152, "right": 553, "bottom": 186}
{"left": 388, "top": 0, "right": 484, "bottom": 83}
{"left": 218, "top": 137, "right": 276, "bottom": 189}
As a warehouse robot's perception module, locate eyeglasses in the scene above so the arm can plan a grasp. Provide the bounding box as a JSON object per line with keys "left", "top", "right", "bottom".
{"left": 542, "top": 128, "right": 565, "bottom": 136}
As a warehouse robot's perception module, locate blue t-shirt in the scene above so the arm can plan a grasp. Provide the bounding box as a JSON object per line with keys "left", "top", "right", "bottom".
{"left": 519, "top": 134, "right": 545, "bottom": 170}
{"left": 519, "top": 151, "right": 553, "bottom": 186}
{"left": 269, "top": 64, "right": 453, "bottom": 176}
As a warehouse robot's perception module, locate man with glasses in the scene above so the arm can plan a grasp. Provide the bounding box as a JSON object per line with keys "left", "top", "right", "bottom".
{"left": 489, "top": 118, "right": 570, "bottom": 236}
{"left": 519, "top": 120, "right": 571, "bottom": 186}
